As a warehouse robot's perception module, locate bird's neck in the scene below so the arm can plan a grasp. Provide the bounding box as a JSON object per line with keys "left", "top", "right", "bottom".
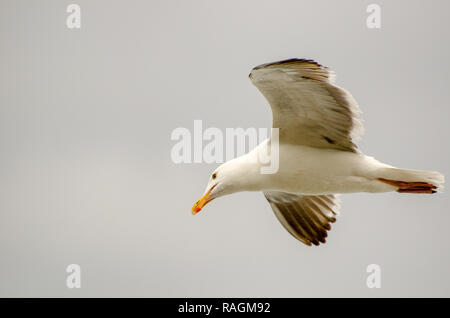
{"left": 230, "top": 152, "right": 270, "bottom": 192}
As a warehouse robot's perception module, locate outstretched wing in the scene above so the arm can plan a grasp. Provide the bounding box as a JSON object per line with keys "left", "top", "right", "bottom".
{"left": 264, "top": 191, "right": 341, "bottom": 246}
{"left": 249, "top": 58, "right": 363, "bottom": 152}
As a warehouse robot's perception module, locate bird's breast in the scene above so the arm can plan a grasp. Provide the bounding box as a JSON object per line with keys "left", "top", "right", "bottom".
{"left": 268, "top": 144, "right": 366, "bottom": 194}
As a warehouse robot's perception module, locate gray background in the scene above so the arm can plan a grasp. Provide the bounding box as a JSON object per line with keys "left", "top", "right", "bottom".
{"left": 1, "top": 0, "right": 449, "bottom": 297}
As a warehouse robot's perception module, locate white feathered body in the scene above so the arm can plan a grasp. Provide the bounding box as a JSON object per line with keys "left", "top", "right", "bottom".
{"left": 243, "top": 139, "right": 444, "bottom": 195}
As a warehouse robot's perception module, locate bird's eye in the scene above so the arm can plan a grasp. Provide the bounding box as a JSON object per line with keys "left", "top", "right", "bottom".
{"left": 212, "top": 173, "right": 217, "bottom": 180}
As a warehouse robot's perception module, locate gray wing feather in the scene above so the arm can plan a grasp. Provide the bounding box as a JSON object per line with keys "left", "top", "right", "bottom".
{"left": 264, "top": 191, "right": 341, "bottom": 246}
{"left": 250, "top": 58, "right": 363, "bottom": 152}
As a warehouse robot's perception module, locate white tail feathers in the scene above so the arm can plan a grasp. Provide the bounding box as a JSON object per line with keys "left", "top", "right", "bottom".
{"left": 378, "top": 168, "right": 445, "bottom": 193}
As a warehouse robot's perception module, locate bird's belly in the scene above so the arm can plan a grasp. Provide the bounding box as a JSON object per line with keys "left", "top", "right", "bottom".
{"left": 274, "top": 173, "right": 372, "bottom": 195}
{"left": 270, "top": 145, "right": 378, "bottom": 195}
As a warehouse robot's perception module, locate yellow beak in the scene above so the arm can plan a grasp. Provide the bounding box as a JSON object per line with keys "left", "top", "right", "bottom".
{"left": 192, "top": 185, "right": 216, "bottom": 214}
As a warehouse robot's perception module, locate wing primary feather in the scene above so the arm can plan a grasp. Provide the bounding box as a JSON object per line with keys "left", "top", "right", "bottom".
{"left": 264, "top": 192, "right": 340, "bottom": 246}
{"left": 250, "top": 58, "right": 364, "bottom": 152}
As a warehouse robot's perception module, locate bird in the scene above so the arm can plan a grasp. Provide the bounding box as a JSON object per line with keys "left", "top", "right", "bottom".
{"left": 191, "top": 58, "right": 444, "bottom": 246}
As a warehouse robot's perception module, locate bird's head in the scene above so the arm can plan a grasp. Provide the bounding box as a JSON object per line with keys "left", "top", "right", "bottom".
{"left": 192, "top": 158, "right": 255, "bottom": 214}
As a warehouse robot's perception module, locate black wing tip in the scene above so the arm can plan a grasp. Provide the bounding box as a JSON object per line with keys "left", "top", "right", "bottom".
{"left": 301, "top": 237, "right": 327, "bottom": 247}
{"left": 252, "top": 58, "right": 325, "bottom": 71}
{"left": 294, "top": 226, "right": 331, "bottom": 247}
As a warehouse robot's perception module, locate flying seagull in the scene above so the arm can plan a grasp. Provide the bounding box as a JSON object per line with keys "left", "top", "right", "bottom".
{"left": 192, "top": 58, "right": 444, "bottom": 246}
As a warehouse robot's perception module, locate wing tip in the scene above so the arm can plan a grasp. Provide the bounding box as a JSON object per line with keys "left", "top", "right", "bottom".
{"left": 252, "top": 58, "right": 325, "bottom": 71}
{"left": 250, "top": 58, "right": 335, "bottom": 84}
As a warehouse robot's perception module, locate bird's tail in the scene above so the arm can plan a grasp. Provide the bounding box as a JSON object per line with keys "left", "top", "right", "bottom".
{"left": 377, "top": 168, "right": 444, "bottom": 194}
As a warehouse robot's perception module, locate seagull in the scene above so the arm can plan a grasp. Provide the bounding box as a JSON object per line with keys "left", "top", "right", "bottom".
{"left": 192, "top": 58, "right": 444, "bottom": 246}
